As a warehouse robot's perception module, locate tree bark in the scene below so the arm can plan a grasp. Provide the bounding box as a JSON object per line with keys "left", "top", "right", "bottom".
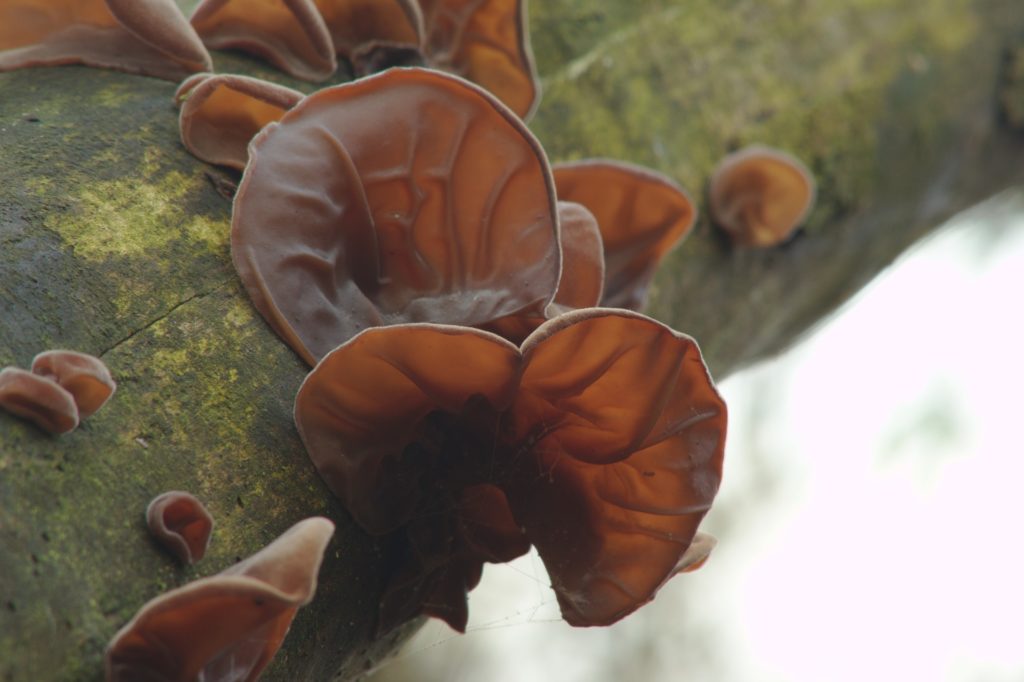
{"left": 2, "top": 0, "right": 1023, "bottom": 680}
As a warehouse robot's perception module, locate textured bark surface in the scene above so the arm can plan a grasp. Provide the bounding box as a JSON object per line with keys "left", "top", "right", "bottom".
{"left": 2, "top": 1, "right": 1024, "bottom": 680}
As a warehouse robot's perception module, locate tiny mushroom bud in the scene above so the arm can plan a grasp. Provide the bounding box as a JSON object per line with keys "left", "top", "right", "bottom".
{"left": 708, "top": 145, "right": 816, "bottom": 248}
{"left": 146, "top": 491, "right": 215, "bottom": 565}
{"left": 232, "top": 67, "right": 561, "bottom": 365}
{"left": 177, "top": 73, "right": 304, "bottom": 171}
{"left": 0, "top": 0, "right": 212, "bottom": 81}
{"left": 190, "top": 0, "right": 336, "bottom": 81}
{"left": 105, "top": 516, "right": 334, "bottom": 682}
{"left": 0, "top": 367, "right": 79, "bottom": 434}
{"left": 553, "top": 159, "right": 697, "bottom": 311}
{"left": 419, "top": 0, "right": 540, "bottom": 120}
{"left": 31, "top": 350, "right": 115, "bottom": 419}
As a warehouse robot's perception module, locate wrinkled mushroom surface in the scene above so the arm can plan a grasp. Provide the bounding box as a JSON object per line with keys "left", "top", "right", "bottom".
{"left": 190, "top": 0, "right": 336, "bottom": 81}
{"left": 313, "top": 0, "right": 423, "bottom": 57}
{"left": 0, "top": 367, "right": 79, "bottom": 434}
{"left": 295, "top": 308, "right": 726, "bottom": 629}
{"left": 105, "top": 516, "right": 334, "bottom": 682}
{"left": 0, "top": 0, "right": 211, "bottom": 80}
{"left": 232, "top": 67, "right": 560, "bottom": 366}
{"left": 177, "top": 73, "right": 304, "bottom": 171}
{"left": 146, "top": 491, "right": 215, "bottom": 565}
{"left": 708, "top": 145, "right": 816, "bottom": 248}
{"left": 419, "top": 0, "right": 539, "bottom": 120}
{"left": 552, "top": 159, "right": 697, "bottom": 311}
{"left": 31, "top": 349, "right": 115, "bottom": 419}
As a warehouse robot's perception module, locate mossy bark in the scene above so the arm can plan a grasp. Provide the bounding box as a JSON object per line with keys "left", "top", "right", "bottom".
{"left": 2, "top": 1, "right": 1023, "bottom": 680}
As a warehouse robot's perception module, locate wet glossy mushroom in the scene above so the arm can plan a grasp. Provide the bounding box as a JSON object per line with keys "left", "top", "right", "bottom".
{"left": 295, "top": 308, "right": 726, "bottom": 630}
{"left": 0, "top": 367, "right": 79, "bottom": 434}
{"left": 105, "top": 516, "right": 334, "bottom": 682}
{"left": 190, "top": 0, "right": 336, "bottom": 81}
{"left": 418, "top": 0, "right": 539, "bottom": 120}
{"left": 177, "top": 73, "right": 304, "bottom": 170}
{"left": 0, "top": 0, "right": 212, "bottom": 80}
{"left": 146, "top": 491, "right": 215, "bottom": 565}
{"left": 553, "top": 159, "right": 697, "bottom": 311}
{"left": 708, "top": 145, "right": 816, "bottom": 247}
{"left": 31, "top": 350, "right": 115, "bottom": 419}
{"left": 232, "top": 67, "right": 561, "bottom": 366}
{"left": 312, "top": 0, "right": 423, "bottom": 62}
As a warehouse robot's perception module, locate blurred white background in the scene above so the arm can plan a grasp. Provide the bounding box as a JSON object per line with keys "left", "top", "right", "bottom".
{"left": 369, "top": 190, "right": 1024, "bottom": 682}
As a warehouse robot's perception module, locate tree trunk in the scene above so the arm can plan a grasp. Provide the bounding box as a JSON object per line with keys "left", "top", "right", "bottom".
{"left": 2, "top": 0, "right": 1023, "bottom": 680}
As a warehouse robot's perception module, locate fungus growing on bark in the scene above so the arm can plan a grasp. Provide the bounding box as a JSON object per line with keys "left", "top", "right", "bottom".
{"left": 176, "top": 73, "right": 304, "bottom": 170}
{"left": 31, "top": 350, "right": 115, "bottom": 419}
{"left": 232, "top": 67, "right": 560, "bottom": 366}
{"left": 0, "top": 367, "right": 79, "bottom": 434}
{"left": 105, "top": 516, "right": 334, "bottom": 682}
{"left": 0, "top": 0, "right": 212, "bottom": 81}
{"left": 190, "top": 0, "right": 336, "bottom": 81}
{"left": 552, "top": 159, "right": 697, "bottom": 311}
{"left": 146, "top": 491, "right": 215, "bottom": 565}
{"left": 708, "top": 145, "right": 816, "bottom": 247}
{"left": 294, "top": 308, "right": 726, "bottom": 631}
{"left": 419, "top": 0, "right": 540, "bottom": 120}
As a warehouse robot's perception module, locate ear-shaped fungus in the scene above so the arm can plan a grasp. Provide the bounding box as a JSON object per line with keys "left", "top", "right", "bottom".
{"left": 312, "top": 0, "right": 423, "bottom": 60}
{"left": 0, "top": 0, "right": 211, "bottom": 80}
{"left": 0, "top": 367, "right": 79, "bottom": 434}
{"left": 552, "top": 159, "right": 697, "bottom": 311}
{"left": 190, "top": 0, "right": 336, "bottom": 81}
{"left": 295, "top": 308, "right": 726, "bottom": 630}
{"left": 418, "top": 0, "right": 540, "bottom": 120}
{"left": 146, "top": 491, "right": 215, "bottom": 565}
{"left": 708, "top": 145, "right": 816, "bottom": 247}
{"left": 105, "top": 516, "right": 334, "bottom": 682}
{"left": 232, "top": 67, "right": 561, "bottom": 366}
{"left": 177, "top": 73, "right": 304, "bottom": 171}
{"left": 31, "top": 350, "right": 115, "bottom": 419}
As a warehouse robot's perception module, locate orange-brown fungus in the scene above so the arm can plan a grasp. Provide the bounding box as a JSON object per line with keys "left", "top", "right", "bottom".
{"left": 232, "top": 67, "right": 560, "bottom": 366}
{"left": 31, "top": 350, "right": 115, "bottom": 419}
{"left": 708, "top": 145, "right": 816, "bottom": 247}
{"left": 0, "top": 367, "right": 79, "bottom": 434}
{"left": 419, "top": 0, "right": 539, "bottom": 119}
{"left": 146, "top": 491, "right": 215, "bottom": 565}
{"left": 177, "top": 73, "right": 304, "bottom": 171}
{"left": 295, "top": 308, "right": 726, "bottom": 630}
{"left": 105, "top": 517, "right": 334, "bottom": 682}
{"left": 553, "top": 159, "right": 696, "bottom": 311}
{"left": 190, "top": 0, "right": 336, "bottom": 81}
{"left": 312, "top": 0, "right": 422, "bottom": 58}
{"left": 0, "top": 0, "right": 211, "bottom": 80}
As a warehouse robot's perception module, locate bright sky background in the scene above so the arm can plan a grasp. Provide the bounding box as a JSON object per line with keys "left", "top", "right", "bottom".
{"left": 370, "top": 191, "right": 1024, "bottom": 682}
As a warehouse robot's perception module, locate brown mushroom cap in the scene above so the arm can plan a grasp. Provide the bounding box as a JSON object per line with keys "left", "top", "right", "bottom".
{"left": 233, "top": 67, "right": 561, "bottom": 366}
{"left": 0, "top": 367, "right": 79, "bottom": 434}
{"left": 419, "top": 0, "right": 540, "bottom": 120}
{"left": 552, "top": 159, "right": 697, "bottom": 311}
{"left": 312, "top": 0, "right": 423, "bottom": 57}
{"left": 30, "top": 350, "right": 115, "bottom": 419}
{"left": 190, "top": 0, "right": 336, "bottom": 82}
{"left": 105, "top": 516, "right": 334, "bottom": 682}
{"left": 0, "top": 0, "right": 211, "bottom": 81}
{"left": 708, "top": 145, "right": 816, "bottom": 248}
{"left": 177, "top": 73, "right": 304, "bottom": 170}
{"left": 146, "top": 491, "right": 215, "bottom": 565}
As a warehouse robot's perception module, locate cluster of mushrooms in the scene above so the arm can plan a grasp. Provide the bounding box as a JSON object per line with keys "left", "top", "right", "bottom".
{"left": 2, "top": 0, "right": 818, "bottom": 679}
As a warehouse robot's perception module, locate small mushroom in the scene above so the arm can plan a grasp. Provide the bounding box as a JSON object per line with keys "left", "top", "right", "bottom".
{"left": 0, "top": 367, "right": 79, "bottom": 434}
{"left": 418, "top": 0, "right": 540, "bottom": 120}
{"left": 190, "top": 0, "right": 336, "bottom": 81}
{"left": 0, "top": 0, "right": 212, "bottom": 81}
{"left": 232, "top": 67, "right": 560, "bottom": 366}
{"left": 31, "top": 350, "right": 115, "bottom": 419}
{"left": 553, "top": 159, "right": 697, "bottom": 310}
{"left": 105, "top": 516, "right": 334, "bottom": 682}
{"left": 708, "top": 145, "right": 816, "bottom": 247}
{"left": 146, "top": 491, "right": 215, "bottom": 565}
{"left": 295, "top": 308, "right": 726, "bottom": 630}
{"left": 312, "top": 0, "right": 423, "bottom": 60}
{"left": 177, "top": 73, "right": 304, "bottom": 170}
